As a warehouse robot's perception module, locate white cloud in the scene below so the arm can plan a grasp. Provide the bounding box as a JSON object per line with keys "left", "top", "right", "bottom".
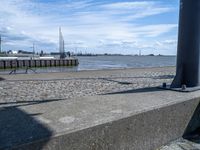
{"left": 102, "top": 1, "right": 173, "bottom": 21}
{"left": 131, "top": 24, "right": 178, "bottom": 37}
{"left": 0, "top": 0, "right": 178, "bottom": 54}
{"left": 103, "top": 1, "right": 154, "bottom": 9}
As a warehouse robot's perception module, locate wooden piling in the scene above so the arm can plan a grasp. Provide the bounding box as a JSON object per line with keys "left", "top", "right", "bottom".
{"left": 0, "top": 58, "right": 79, "bottom": 69}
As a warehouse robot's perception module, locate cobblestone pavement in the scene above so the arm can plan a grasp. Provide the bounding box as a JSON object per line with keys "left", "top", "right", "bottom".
{"left": 0, "top": 67, "right": 175, "bottom": 104}
{"left": 158, "top": 138, "right": 200, "bottom": 150}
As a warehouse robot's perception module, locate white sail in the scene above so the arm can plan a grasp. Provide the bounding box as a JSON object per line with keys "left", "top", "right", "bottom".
{"left": 59, "top": 27, "right": 65, "bottom": 58}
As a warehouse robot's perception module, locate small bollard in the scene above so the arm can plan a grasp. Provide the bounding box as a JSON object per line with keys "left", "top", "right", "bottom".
{"left": 162, "top": 83, "right": 167, "bottom": 88}
{"left": 182, "top": 84, "right": 187, "bottom": 90}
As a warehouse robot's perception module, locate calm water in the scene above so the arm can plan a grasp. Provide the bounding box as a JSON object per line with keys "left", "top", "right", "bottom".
{"left": 77, "top": 56, "right": 176, "bottom": 71}
{"left": 0, "top": 56, "right": 176, "bottom": 74}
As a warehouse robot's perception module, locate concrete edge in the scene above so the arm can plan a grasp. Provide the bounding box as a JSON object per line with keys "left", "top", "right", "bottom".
{"left": 12, "top": 96, "right": 200, "bottom": 150}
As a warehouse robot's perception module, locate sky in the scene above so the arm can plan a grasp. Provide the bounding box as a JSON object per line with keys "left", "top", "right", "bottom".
{"left": 0, "top": 0, "right": 179, "bottom": 55}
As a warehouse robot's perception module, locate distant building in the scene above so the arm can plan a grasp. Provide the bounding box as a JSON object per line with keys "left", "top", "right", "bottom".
{"left": 51, "top": 52, "right": 70, "bottom": 57}
{"left": 40, "top": 50, "right": 44, "bottom": 57}
{"left": 50, "top": 52, "right": 61, "bottom": 55}
{"left": 18, "top": 50, "right": 34, "bottom": 54}
{"left": 147, "top": 54, "right": 155, "bottom": 56}
{"left": 7, "top": 50, "right": 18, "bottom": 54}
{"left": 7, "top": 50, "right": 12, "bottom": 54}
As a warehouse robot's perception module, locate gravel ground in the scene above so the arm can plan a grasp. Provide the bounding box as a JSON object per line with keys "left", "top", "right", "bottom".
{"left": 0, "top": 67, "right": 175, "bottom": 104}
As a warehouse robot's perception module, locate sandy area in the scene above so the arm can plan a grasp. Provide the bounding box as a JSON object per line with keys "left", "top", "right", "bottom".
{"left": 0, "top": 67, "right": 175, "bottom": 104}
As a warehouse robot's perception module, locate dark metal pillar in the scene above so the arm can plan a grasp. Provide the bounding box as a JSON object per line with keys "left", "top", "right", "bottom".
{"left": 171, "top": 0, "right": 200, "bottom": 89}
{"left": 0, "top": 35, "right": 2, "bottom": 53}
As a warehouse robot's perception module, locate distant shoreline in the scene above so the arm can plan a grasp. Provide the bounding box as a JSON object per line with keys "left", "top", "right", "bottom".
{"left": 75, "top": 54, "right": 176, "bottom": 57}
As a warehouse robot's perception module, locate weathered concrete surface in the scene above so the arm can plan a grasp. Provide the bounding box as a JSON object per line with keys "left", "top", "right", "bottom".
{"left": 158, "top": 138, "right": 200, "bottom": 150}
{"left": 1, "top": 88, "right": 200, "bottom": 150}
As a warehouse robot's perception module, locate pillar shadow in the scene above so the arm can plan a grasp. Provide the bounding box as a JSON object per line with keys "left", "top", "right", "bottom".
{"left": 152, "top": 75, "right": 174, "bottom": 79}
{"left": 101, "top": 87, "right": 164, "bottom": 95}
{"left": 0, "top": 77, "right": 5, "bottom": 81}
{"left": 101, "top": 78, "right": 132, "bottom": 85}
{"left": 183, "top": 102, "right": 200, "bottom": 143}
{"left": 0, "top": 98, "right": 66, "bottom": 108}
{"left": 0, "top": 107, "right": 52, "bottom": 150}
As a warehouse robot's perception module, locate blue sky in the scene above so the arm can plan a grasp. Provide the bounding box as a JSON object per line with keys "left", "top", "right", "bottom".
{"left": 0, "top": 0, "right": 179, "bottom": 55}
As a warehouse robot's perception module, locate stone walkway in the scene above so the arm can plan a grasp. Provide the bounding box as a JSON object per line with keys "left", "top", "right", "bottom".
{"left": 0, "top": 67, "right": 175, "bottom": 105}
{"left": 1, "top": 66, "right": 200, "bottom": 150}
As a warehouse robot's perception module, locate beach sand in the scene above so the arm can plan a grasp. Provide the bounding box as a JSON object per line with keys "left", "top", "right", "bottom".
{"left": 0, "top": 67, "right": 175, "bottom": 104}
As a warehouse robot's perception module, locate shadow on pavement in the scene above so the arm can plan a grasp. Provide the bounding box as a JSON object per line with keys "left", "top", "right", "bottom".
{"left": 100, "top": 75, "right": 174, "bottom": 85}
{"left": 101, "top": 78, "right": 133, "bottom": 85}
{"left": 101, "top": 87, "right": 164, "bottom": 95}
{"left": 152, "top": 75, "right": 174, "bottom": 79}
{"left": 183, "top": 102, "right": 200, "bottom": 143}
{"left": 0, "top": 77, "right": 5, "bottom": 81}
{"left": 0, "top": 98, "right": 66, "bottom": 108}
{"left": 0, "top": 107, "right": 52, "bottom": 150}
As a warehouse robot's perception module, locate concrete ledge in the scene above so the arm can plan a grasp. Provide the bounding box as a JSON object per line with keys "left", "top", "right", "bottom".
{"left": 1, "top": 88, "right": 200, "bottom": 150}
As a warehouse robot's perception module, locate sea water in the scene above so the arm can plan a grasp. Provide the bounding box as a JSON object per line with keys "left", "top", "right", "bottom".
{"left": 0, "top": 55, "right": 176, "bottom": 74}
